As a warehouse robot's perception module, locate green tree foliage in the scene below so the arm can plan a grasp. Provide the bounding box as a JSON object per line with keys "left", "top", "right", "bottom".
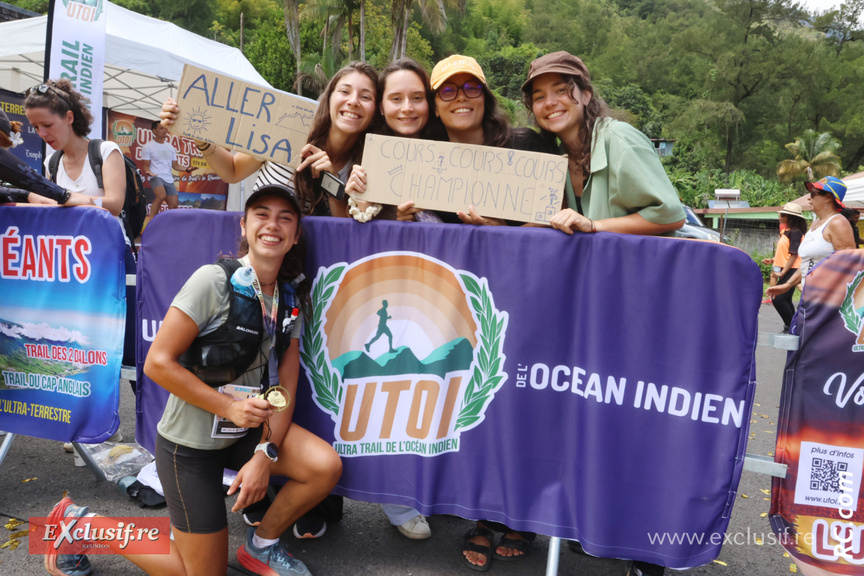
{"left": 6, "top": 0, "right": 864, "bottom": 207}
{"left": 8, "top": 0, "right": 49, "bottom": 13}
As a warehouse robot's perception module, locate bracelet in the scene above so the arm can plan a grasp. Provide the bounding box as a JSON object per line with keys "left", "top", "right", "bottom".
{"left": 59, "top": 189, "right": 71, "bottom": 205}
{"left": 589, "top": 218, "right": 596, "bottom": 233}
{"left": 347, "top": 196, "right": 382, "bottom": 223}
{"left": 196, "top": 142, "right": 210, "bottom": 151}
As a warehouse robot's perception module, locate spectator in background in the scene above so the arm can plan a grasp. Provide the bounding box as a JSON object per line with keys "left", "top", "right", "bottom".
{"left": 25, "top": 79, "right": 136, "bottom": 367}
{"left": 142, "top": 119, "right": 194, "bottom": 225}
{"left": 0, "top": 107, "right": 93, "bottom": 206}
{"left": 840, "top": 206, "right": 861, "bottom": 247}
{"left": 762, "top": 203, "right": 807, "bottom": 333}
{"left": 768, "top": 177, "right": 856, "bottom": 301}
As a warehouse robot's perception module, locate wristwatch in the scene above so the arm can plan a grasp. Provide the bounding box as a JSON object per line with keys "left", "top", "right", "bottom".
{"left": 254, "top": 442, "right": 278, "bottom": 463}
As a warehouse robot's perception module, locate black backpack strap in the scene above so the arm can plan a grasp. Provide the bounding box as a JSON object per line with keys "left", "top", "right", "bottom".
{"left": 88, "top": 139, "right": 104, "bottom": 189}
{"left": 47, "top": 149, "right": 63, "bottom": 183}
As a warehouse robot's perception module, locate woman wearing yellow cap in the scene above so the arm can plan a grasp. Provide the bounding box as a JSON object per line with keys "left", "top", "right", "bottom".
{"left": 395, "top": 54, "right": 546, "bottom": 225}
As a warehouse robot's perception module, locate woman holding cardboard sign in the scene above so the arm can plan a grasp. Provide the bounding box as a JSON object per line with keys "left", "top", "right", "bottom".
{"left": 160, "top": 62, "right": 379, "bottom": 218}
{"left": 344, "top": 58, "right": 443, "bottom": 223}
{"left": 520, "top": 51, "right": 684, "bottom": 236}
{"left": 348, "top": 55, "right": 545, "bottom": 226}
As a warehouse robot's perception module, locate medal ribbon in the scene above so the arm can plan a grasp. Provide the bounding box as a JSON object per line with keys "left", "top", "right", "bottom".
{"left": 240, "top": 256, "right": 279, "bottom": 338}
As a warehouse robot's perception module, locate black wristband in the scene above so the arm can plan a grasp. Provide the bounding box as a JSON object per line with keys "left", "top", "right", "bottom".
{"left": 59, "top": 189, "right": 72, "bottom": 205}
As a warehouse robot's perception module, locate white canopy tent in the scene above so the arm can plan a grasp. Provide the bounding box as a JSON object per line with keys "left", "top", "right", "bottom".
{"left": 0, "top": 1, "right": 272, "bottom": 209}
{"left": 0, "top": 1, "right": 271, "bottom": 120}
{"left": 845, "top": 173, "right": 864, "bottom": 206}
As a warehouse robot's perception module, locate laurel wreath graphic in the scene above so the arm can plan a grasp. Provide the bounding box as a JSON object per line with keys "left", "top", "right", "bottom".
{"left": 301, "top": 263, "right": 508, "bottom": 429}
{"left": 455, "top": 274, "right": 508, "bottom": 431}
{"left": 299, "top": 263, "right": 346, "bottom": 417}
{"left": 840, "top": 271, "right": 864, "bottom": 337}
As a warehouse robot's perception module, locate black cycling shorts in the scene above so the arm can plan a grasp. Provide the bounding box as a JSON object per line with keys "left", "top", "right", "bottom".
{"left": 155, "top": 430, "right": 262, "bottom": 534}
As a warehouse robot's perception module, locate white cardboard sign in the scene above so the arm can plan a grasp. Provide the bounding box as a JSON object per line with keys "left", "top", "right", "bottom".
{"left": 171, "top": 64, "right": 317, "bottom": 168}
{"left": 358, "top": 134, "right": 567, "bottom": 224}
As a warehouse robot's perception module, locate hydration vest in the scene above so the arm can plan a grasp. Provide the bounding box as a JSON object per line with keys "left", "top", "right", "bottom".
{"left": 178, "top": 258, "right": 299, "bottom": 386}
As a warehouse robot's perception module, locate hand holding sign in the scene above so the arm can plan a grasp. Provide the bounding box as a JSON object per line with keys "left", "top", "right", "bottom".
{"left": 359, "top": 134, "right": 567, "bottom": 224}
{"left": 169, "top": 65, "right": 318, "bottom": 168}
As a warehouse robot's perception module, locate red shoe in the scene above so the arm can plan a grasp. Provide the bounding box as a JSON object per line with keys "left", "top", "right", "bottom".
{"left": 44, "top": 497, "right": 92, "bottom": 576}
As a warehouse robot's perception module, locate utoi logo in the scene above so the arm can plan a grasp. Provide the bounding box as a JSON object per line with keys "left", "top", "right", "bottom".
{"left": 840, "top": 270, "right": 864, "bottom": 352}
{"left": 62, "top": 0, "right": 104, "bottom": 22}
{"left": 300, "top": 253, "right": 508, "bottom": 458}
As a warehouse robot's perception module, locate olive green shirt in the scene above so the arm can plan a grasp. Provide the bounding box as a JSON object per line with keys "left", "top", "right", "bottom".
{"left": 564, "top": 118, "right": 684, "bottom": 234}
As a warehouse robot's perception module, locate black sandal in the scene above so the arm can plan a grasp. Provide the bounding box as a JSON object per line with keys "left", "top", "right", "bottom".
{"left": 462, "top": 525, "right": 495, "bottom": 572}
{"left": 493, "top": 531, "right": 533, "bottom": 562}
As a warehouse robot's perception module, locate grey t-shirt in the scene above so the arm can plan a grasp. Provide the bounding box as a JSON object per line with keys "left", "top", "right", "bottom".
{"left": 156, "top": 263, "right": 303, "bottom": 450}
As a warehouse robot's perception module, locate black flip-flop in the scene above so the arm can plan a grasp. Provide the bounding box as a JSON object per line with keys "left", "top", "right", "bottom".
{"left": 462, "top": 525, "right": 495, "bottom": 572}
{"left": 493, "top": 532, "right": 532, "bottom": 562}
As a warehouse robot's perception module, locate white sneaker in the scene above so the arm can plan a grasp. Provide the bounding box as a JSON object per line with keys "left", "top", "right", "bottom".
{"left": 396, "top": 515, "right": 431, "bottom": 540}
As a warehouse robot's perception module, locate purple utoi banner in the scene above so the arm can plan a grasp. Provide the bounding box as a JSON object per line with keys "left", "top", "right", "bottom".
{"left": 136, "top": 210, "right": 762, "bottom": 568}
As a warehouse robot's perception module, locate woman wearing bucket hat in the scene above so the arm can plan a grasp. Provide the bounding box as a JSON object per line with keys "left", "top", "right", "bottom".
{"left": 763, "top": 203, "right": 808, "bottom": 333}
{"left": 767, "top": 176, "right": 856, "bottom": 301}
{"left": 520, "top": 51, "right": 684, "bottom": 236}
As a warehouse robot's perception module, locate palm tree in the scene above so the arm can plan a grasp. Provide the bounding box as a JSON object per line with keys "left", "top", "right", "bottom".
{"left": 302, "top": 0, "right": 359, "bottom": 61}
{"left": 283, "top": 0, "right": 302, "bottom": 95}
{"left": 294, "top": 52, "right": 338, "bottom": 97}
{"left": 777, "top": 130, "right": 842, "bottom": 183}
{"left": 389, "top": 0, "right": 464, "bottom": 61}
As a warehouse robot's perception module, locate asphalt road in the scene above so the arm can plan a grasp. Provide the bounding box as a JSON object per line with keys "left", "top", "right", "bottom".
{"left": 0, "top": 303, "right": 793, "bottom": 576}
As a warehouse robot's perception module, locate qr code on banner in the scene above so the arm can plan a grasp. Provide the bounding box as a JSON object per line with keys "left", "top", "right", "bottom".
{"left": 795, "top": 441, "right": 864, "bottom": 512}
{"left": 809, "top": 458, "right": 849, "bottom": 493}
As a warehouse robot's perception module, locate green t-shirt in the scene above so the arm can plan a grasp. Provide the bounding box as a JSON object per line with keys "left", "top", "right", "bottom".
{"left": 156, "top": 263, "right": 303, "bottom": 450}
{"left": 564, "top": 118, "right": 685, "bottom": 234}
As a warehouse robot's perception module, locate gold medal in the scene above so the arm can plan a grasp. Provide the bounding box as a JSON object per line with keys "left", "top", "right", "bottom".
{"left": 259, "top": 386, "right": 290, "bottom": 412}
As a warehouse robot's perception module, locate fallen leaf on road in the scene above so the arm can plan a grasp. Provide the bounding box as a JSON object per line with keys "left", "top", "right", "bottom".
{"left": 4, "top": 519, "right": 22, "bottom": 530}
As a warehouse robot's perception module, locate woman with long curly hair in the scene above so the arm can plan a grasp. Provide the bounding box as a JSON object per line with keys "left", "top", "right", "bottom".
{"left": 160, "top": 62, "right": 379, "bottom": 220}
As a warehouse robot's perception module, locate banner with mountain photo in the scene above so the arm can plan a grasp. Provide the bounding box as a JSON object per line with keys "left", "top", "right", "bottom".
{"left": 0, "top": 206, "right": 126, "bottom": 442}
{"left": 135, "top": 211, "right": 762, "bottom": 568}
{"left": 106, "top": 110, "right": 229, "bottom": 213}
{"left": 770, "top": 250, "right": 864, "bottom": 574}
